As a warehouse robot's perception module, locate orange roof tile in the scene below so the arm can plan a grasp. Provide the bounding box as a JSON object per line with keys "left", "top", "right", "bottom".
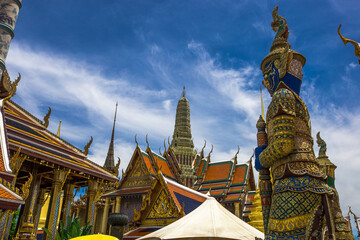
{"left": 228, "top": 186, "right": 244, "bottom": 193}
{"left": 152, "top": 153, "right": 175, "bottom": 179}
{"left": 203, "top": 161, "right": 233, "bottom": 182}
{"left": 246, "top": 191, "right": 256, "bottom": 203}
{"left": 231, "top": 164, "right": 248, "bottom": 185}
{"left": 225, "top": 194, "right": 241, "bottom": 201}
{"left": 200, "top": 182, "right": 227, "bottom": 190}
{"left": 196, "top": 160, "right": 205, "bottom": 177}
{"left": 0, "top": 184, "right": 17, "bottom": 200}
{"left": 208, "top": 190, "right": 224, "bottom": 196}
{"left": 142, "top": 152, "right": 155, "bottom": 175}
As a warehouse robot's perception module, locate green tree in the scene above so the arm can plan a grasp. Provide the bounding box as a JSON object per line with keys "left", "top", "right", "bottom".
{"left": 42, "top": 216, "right": 92, "bottom": 240}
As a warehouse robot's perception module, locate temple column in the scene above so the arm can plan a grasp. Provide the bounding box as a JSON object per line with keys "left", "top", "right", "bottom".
{"left": 234, "top": 202, "right": 241, "bottom": 218}
{"left": 33, "top": 189, "right": 46, "bottom": 236}
{"left": 15, "top": 168, "right": 40, "bottom": 240}
{"left": 43, "top": 169, "right": 69, "bottom": 240}
{"left": 76, "top": 208, "right": 80, "bottom": 218}
{"left": 85, "top": 179, "right": 98, "bottom": 228}
{"left": 1, "top": 210, "right": 14, "bottom": 240}
{"left": 60, "top": 183, "right": 75, "bottom": 226}
{"left": 115, "top": 197, "right": 121, "bottom": 213}
{"left": 100, "top": 198, "right": 110, "bottom": 234}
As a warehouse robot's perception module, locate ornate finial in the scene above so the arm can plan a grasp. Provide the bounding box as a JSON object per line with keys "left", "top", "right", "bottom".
{"left": 42, "top": 107, "right": 51, "bottom": 128}
{"left": 183, "top": 86, "right": 186, "bottom": 97}
{"left": 57, "top": 120, "right": 62, "bottom": 137}
{"left": 202, "top": 140, "right": 207, "bottom": 152}
{"left": 135, "top": 134, "right": 138, "bottom": 146}
{"left": 114, "top": 157, "right": 120, "bottom": 176}
{"left": 168, "top": 136, "right": 170, "bottom": 146}
{"left": 83, "top": 136, "right": 93, "bottom": 156}
{"left": 159, "top": 147, "right": 162, "bottom": 155}
{"left": 338, "top": 24, "right": 360, "bottom": 64}
{"left": 1, "top": 68, "right": 21, "bottom": 101}
{"left": 10, "top": 147, "right": 26, "bottom": 175}
{"left": 207, "top": 144, "right": 214, "bottom": 157}
{"left": 146, "top": 134, "right": 149, "bottom": 147}
{"left": 271, "top": 6, "right": 289, "bottom": 43}
{"left": 122, "top": 168, "right": 125, "bottom": 176}
{"left": 316, "top": 131, "right": 327, "bottom": 157}
{"left": 20, "top": 172, "right": 33, "bottom": 200}
{"left": 235, "top": 146, "right": 240, "bottom": 157}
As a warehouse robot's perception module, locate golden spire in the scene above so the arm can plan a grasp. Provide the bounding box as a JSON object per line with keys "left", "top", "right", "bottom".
{"left": 57, "top": 120, "right": 62, "bottom": 137}
{"left": 260, "top": 87, "right": 265, "bottom": 120}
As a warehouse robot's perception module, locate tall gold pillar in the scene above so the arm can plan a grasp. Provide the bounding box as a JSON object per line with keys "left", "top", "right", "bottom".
{"left": 15, "top": 168, "right": 40, "bottom": 240}
{"left": 85, "top": 180, "right": 98, "bottom": 228}
{"left": 100, "top": 198, "right": 110, "bottom": 234}
{"left": 60, "top": 183, "right": 75, "bottom": 226}
{"left": 234, "top": 202, "right": 241, "bottom": 218}
{"left": 33, "top": 189, "right": 46, "bottom": 236}
{"left": 43, "top": 169, "right": 69, "bottom": 240}
{"left": 115, "top": 197, "right": 121, "bottom": 213}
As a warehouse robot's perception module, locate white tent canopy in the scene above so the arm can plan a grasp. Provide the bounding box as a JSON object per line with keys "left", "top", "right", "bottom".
{"left": 138, "top": 197, "right": 264, "bottom": 240}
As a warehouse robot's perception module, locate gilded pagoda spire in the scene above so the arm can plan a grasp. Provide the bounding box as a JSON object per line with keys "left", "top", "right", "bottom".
{"left": 104, "top": 102, "right": 118, "bottom": 171}
{"left": 171, "top": 87, "right": 196, "bottom": 187}
{"left": 171, "top": 86, "right": 195, "bottom": 153}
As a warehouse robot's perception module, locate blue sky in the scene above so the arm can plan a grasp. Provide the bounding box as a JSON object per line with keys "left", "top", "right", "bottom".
{"left": 4, "top": 0, "right": 360, "bottom": 234}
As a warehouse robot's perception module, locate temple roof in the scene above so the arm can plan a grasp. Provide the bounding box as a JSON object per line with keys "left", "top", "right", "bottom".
{"left": 163, "top": 176, "right": 209, "bottom": 214}
{"left": 0, "top": 180, "right": 24, "bottom": 210}
{"left": 4, "top": 100, "right": 117, "bottom": 182}
{"left": 202, "top": 160, "right": 234, "bottom": 183}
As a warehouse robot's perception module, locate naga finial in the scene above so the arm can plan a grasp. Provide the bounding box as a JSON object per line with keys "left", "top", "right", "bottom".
{"left": 146, "top": 134, "right": 149, "bottom": 147}
{"left": 207, "top": 144, "right": 214, "bottom": 158}
{"left": 338, "top": 24, "right": 360, "bottom": 64}
{"left": 202, "top": 140, "right": 207, "bottom": 152}
{"left": 114, "top": 157, "right": 120, "bottom": 176}
{"left": 135, "top": 134, "right": 138, "bottom": 146}
{"left": 316, "top": 131, "right": 327, "bottom": 157}
{"left": 21, "top": 172, "right": 33, "bottom": 201}
{"left": 83, "top": 136, "right": 93, "bottom": 156}
{"left": 271, "top": 6, "right": 289, "bottom": 43}
{"left": 1, "top": 68, "right": 21, "bottom": 101}
{"left": 43, "top": 107, "right": 51, "bottom": 128}
{"left": 235, "top": 145, "right": 240, "bottom": 157}
{"left": 183, "top": 85, "right": 186, "bottom": 97}
{"left": 159, "top": 147, "right": 162, "bottom": 155}
{"left": 168, "top": 136, "right": 171, "bottom": 146}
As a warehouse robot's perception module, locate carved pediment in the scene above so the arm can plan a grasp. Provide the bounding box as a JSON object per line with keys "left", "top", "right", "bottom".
{"left": 122, "top": 156, "right": 152, "bottom": 188}
{"left": 146, "top": 189, "right": 178, "bottom": 220}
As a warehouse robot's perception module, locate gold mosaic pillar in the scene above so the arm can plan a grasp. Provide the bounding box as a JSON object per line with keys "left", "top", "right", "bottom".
{"left": 15, "top": 174, "right": 41, "bottom": 240}
{"left": 100, "top": 198, "right": 110, "bottom": 234}
{"left": 85, "top": 180, "right": 98, "bottom": 228}
{"left": 33, "top": 189, "right": 46, "bottom": 236}
{"left": 60, "top": 183, "right": 75, "bottom": 226}
{"left": 43, "top": 169, "right": 69, "bottom": 240}
{"left": 1, "top": 210, "right": 14, "bottom": 240}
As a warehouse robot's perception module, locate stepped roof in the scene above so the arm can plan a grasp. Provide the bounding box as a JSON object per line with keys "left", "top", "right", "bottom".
{"left": 4, "top": 100, "right": 117, "bottom": 182}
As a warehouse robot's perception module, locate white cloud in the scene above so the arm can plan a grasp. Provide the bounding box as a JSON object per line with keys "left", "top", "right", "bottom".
{"left": 6, "top": 42, "right": 174, "bottom": 142}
